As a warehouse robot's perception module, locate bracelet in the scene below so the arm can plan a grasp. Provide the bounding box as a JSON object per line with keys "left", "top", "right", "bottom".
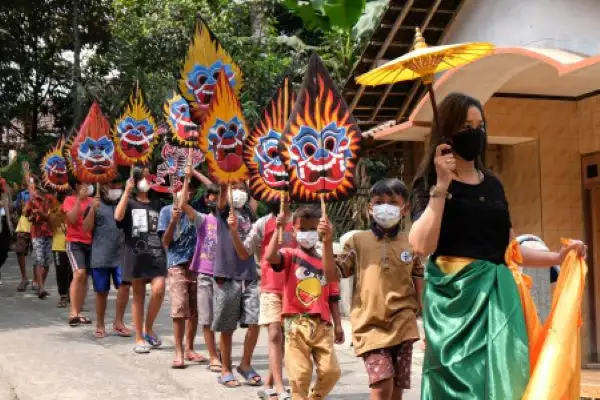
{"left": 429, "top": 185, "right": 451, "bottom": 199}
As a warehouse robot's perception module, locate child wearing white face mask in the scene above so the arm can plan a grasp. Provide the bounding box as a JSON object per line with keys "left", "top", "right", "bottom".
{"left": 212, "top": 182, "right": 262, "bottom": 388}
{"left": 82, "top": 176, "right": 131, "bottom": 339}
{"left": 265, "top": 205, "right": 342, "bottom": 400}
{"left": 322, "top": 178, "right": 424, "bottom": 400}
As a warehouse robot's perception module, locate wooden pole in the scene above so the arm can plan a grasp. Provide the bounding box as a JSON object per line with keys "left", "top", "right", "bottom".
{"left": 320, "top": 193, "right": 327, "bottom": 219}
{"left": 277, "top": 192, "right": 286, "bottom": 244}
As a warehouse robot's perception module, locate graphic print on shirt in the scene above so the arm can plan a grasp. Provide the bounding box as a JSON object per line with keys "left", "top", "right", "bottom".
{"left": 201, "top": 219, "right": 217, "bottom": 263}
{"left": 131, "top": 208, "right": 160, "bottom": 255}
{"left": 294, "top": 257, "right": 327, "bottom": 306}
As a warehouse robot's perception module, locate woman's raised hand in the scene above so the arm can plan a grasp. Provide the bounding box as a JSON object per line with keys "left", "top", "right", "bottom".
{"left": 434, "top": 144, "right": 458, "bottom": 189}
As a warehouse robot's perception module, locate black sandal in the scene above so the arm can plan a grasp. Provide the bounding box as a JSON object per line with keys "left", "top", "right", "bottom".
{"left": 68, "top": 316, "right": 92, "bottom": 327}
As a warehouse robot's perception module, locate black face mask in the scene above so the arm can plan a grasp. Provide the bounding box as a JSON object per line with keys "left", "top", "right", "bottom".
{"left": 205, "top": 200, "right": 217, "bottom": 211}
{"left": 451, "top": 127, "right": 484, "bottom": 161}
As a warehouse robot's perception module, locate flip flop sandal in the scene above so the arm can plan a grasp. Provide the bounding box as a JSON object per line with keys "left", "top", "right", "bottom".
{"left": 78, "top": 316, "right": 92, "bottom": 325}
{"left": 278, "top": 392, "right": 292, "bottom": 400}
{"left": 38, "top": 291, "right": 49, "bottom": 299}
{"left": 112, "top": 326, "right": 132, "bottom": 337}
{"left": 94, "top": 329, "right": 107, "bottom": 339}
{"left": 236, "top": 366, "right": 263, "bottom": 387}
{"left": 184, "top": 353, "right": 208, "bottom": 364}
{"left": 16, "top": 280, "right": 29, "bottom": 292}
{"left": 208, "top": 363, "right": 222, "bottom": 373}
{"left": 171, "top": 360, "right": 187, "bottom": 369}
{"left": 257, "top": 388, "right": 278, "bottom": 399}
{"left": 133, "top": 344, "right": 151, "bottom": 354}
{"left": 218, "top": 373, "right": 240, "bottom": 388}
{"left": 143, "top": 333, "right": 162, "bottom": 348}
{"left": 57, "top": 297, "right": 68, "bottom": 308}
{"left": 68, "top": 316, "right": 81, "bottom": 327}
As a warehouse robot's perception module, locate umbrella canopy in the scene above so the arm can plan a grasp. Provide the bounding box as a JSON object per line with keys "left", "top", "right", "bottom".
{"left": 356, "top": 28, "right": 494, "bottom": 85}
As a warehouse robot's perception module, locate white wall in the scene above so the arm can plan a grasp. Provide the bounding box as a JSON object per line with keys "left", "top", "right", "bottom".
{"left": 445, "top": 0, "right": 600, "bottom": 56}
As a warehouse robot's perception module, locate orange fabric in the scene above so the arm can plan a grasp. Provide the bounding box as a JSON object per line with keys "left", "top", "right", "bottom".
{"left": 506, "top": 239, "right": 587, "bottom": 400}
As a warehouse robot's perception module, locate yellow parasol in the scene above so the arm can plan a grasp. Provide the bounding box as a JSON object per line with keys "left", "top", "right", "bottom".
{"left": 355, "top": 28, "right": 494, "bottom": 136}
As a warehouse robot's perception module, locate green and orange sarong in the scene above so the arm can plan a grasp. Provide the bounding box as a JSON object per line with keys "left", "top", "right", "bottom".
{"left": 422, "top": 241, "right": 586, "bottom": 400}
{"left": 421, "top": 255, "right": 530, "bottom": 399}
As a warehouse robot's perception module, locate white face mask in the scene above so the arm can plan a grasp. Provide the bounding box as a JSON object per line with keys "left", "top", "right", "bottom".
{"left": 106, "top": 189, "right": 123, "bottom": 201}
{"left": 137, "top": 179, "right": 150, "bottom": 193}
{"left": 87, "top": 185, "right": 95, "bottom": 197}
{"left": 372, "top": 204, "right": 402, "bottom": 229}
{"left": 231, "top": 189, "right": 248, "bottom": 209}
{"left": 296, "top": 230, "right": 319, "bottom": 249}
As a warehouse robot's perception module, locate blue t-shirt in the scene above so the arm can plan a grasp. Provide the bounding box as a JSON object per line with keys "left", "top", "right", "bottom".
{"left": 157, "top": 204, "right": 197, "bottom": 267}
{"left": 14, "top": 190, "right": 30, "bottom": 212}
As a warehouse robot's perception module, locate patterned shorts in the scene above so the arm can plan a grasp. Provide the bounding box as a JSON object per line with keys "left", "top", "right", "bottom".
{"left": 362, "top": 341, "right": 415, "bottom": 389}
{"left": 211, "top": 279, "right": 259, "bottom": 332}
{"left": 15, "top": 232, "right": 31, "bottom": 256}
{"left": 32, "top": 237, "right": 52, "bottom": 267}
{"left": 168, "top": 266, "right": 198, "bottom": 319}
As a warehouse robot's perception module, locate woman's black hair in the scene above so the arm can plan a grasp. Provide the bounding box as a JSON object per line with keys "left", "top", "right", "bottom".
{"left": 369, "top": 178, "right": 409, "bottom": 201}
{"left": 293, "top": 204, "right": 321, "bottom": 222}
{"left": 412, "top": 92, "right": 489, "bottom": 190}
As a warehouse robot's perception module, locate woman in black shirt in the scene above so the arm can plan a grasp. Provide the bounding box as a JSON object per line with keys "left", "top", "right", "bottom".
{"left": 409, "top": 93, "right": 586, "bottom": 399}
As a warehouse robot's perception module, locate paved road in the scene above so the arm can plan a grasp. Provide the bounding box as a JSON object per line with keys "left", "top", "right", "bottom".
{"left": 0, "top": 254, "right": 423, "bottom": 400}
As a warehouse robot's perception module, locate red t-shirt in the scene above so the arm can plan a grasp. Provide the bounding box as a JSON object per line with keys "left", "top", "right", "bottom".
{"left": 277, "top": 248, "right": 340, "bottom": 322}
{"left": 260, "top": 217, "right": 296, "bottom": 294}
{"left": 61, "top": 195, "right": 92, "bottom": 244}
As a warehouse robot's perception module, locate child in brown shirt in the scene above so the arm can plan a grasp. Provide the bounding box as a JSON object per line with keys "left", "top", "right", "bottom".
{"left": 322, "top": 178, "right": 424, "bottom": 400}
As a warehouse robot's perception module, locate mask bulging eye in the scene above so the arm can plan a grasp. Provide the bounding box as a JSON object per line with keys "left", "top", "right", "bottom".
{"left": 303, "top": 143, "right": 316, "bottom": 157}
{"left": 324, "top": 137, "right": 336, "bottom": 151}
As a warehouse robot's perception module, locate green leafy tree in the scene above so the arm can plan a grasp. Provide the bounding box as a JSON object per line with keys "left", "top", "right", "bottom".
{"left": 0, "top": 0, "right": 112, "bottom": 144}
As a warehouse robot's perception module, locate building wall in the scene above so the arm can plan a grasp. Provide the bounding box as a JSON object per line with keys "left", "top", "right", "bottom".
{"left": 484, "top": 95, "right": 600, "bottom": 361}
{"left": 445, "top": 0, "right": 600, "bottom": 56}
{"left": 484, "top": 97, "right": 584, "bottom": 250}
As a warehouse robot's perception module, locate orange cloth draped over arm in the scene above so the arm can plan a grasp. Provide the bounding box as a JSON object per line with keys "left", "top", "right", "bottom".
{"left": 506, "top": 239, "right": 587, "bottom": 400}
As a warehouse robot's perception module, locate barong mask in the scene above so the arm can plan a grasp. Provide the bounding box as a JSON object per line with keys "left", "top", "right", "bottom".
{"left": 40, "top": 137, "right": 69, "bottom": 192}
{"left": 280, "top": 53, "right": 361, "bottom": 202}
{"left": 65, "top": 102, "right": 117, "bottom": 184}
{"left": 244, "top": 78, "right": 295, "bottom": 203}
{"left": 113, "top": 87, "right": 158, "bottom": 165}
{"left": 200, "top": 70, "right": 249, "bottom": 184}
{"left": 164, "top": 92, "right": 201, "bottom": 148}
{"left": 179, "top": 16, "right": 243, "bottom": 122}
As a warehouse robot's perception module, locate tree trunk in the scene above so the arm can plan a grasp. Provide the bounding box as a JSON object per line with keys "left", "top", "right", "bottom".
{"left": 71, "top": 0, "right": 82, "bottom": 132}
{"left": 249, "top": 0, "right": 265, "bottom": 42}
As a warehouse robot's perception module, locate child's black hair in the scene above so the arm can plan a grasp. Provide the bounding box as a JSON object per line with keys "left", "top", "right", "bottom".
{"left": 369, "top": 178, "right": 409, "bottom": 200}
{"left": 132, "top": 167, "right": 145, "bottom": 183}
{"left": 205, "top": 184, "right": 219, "bottom": 196}
{"left": 293, "top": 204, "right": 321, "bottom": 223}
